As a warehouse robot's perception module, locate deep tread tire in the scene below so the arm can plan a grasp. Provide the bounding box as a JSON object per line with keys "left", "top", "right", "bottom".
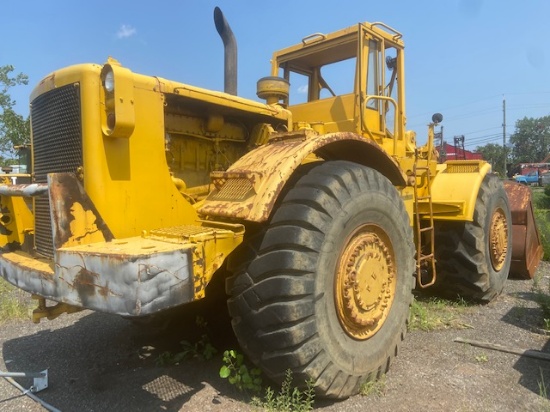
{"left": 434, "top": 174, "right": 512, "bottom": 303}
{"left": 227, "top": 161, "right": 415, "bottom": 399}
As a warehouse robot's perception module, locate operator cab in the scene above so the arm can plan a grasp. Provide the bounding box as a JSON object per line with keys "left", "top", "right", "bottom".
{"left": 259, "top": 22, "right": 406, "bottom": 156}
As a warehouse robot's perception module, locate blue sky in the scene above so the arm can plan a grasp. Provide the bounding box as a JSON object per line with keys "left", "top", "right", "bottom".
{"left": 2, "top": 0, "right": 550, "bottom": 151}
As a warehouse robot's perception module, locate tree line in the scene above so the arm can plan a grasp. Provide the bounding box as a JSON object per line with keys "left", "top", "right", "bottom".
{"left": 0, "top": 65, "right": 30, "bottom": 164}
{"left": 475, "top": 115, "right": 550, "bottom": 176}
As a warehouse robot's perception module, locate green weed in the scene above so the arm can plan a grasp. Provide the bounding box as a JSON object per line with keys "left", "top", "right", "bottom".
{"left": 0, "top": 278, "right": 31, "bottom": 323}
{"left": 250, "top": 369, "right": 315, "bottom": 412}
{"left": 219, "top": 349, "right": 262, "bottom": 393}
{"left": 534, "top": 209, "right": 550, "bottom": 261}
{"left": 532, "top": 273, "right": 550, "bottom": 332}
{"left": 533, "top": 187, "right": 550, "bottom": 261}
{"left": 474, "top": 353, "right": 489, "bottom": 363}
{"left": 538, "top": 369, "right": 550, "bottom": 412}
{"left": 360, "top": 375, "right": 387, "bottom": 397}
{"left": 156, "top": 316, "right": 217, "bottom": 365}
{"left": 408, "top": 295, "right": 470, "bottom": 331}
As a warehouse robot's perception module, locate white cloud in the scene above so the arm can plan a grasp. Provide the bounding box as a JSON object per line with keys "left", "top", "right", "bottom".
{"left": 117, "top": 24, "right": 137, "bottom": 39}
{"left": 298, "top": 85, "right": 308, "bottom": 94}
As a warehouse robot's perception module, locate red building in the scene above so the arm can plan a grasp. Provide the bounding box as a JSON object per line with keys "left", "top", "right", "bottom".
{"left": 437, "top": 142, "right": 483, "bottom": 162}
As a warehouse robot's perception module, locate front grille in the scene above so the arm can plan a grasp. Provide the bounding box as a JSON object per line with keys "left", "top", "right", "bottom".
{"left": 31, "top": 83, "right": 83, "bottom": 257}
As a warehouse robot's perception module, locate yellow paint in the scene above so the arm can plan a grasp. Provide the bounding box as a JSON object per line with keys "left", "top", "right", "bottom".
{"left": 65, "top": 202, "right": 106, "bottom": 247}
{"left": 0, "top": 196, "right": 34, "bottom": 247}
{"left": 429, "top": 161, "right": 491, "bottom": 221}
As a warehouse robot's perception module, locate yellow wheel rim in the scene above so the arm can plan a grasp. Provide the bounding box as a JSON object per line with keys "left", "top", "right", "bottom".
{"left": 335, "top": 224, "right": 396, "bottom": 340}
{"left": 490, "top": 207, "right": 508, "bottom": 271}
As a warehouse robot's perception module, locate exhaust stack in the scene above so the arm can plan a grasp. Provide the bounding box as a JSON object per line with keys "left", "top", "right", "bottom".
{"left": 214, "top": 7, "right": 237, "bottom": 95}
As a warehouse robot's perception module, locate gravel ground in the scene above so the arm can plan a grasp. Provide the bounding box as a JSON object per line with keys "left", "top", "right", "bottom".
{"left": 1, "top": 264, "right": 550, "bottom": 412}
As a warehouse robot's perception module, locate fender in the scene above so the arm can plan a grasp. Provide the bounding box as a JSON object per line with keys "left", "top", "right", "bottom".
{"left": 199, "top": 130, "right": 407, "bottom": 222}
{"left": 428, "top": 160, "right": 492, "bottom": 221}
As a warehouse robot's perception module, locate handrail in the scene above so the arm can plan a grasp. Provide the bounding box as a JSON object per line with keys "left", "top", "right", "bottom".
{"left": 363, "top": 95, "right": 398, "bottom": 153}
{"left": 302, "top": 33, "right": 326, "bottom": 45}
{"left": 369, "top": 22, "right": 403, "bottom": 40}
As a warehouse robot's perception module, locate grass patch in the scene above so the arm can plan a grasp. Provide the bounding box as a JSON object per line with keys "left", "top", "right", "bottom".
{"left": 532, "top": 187, "right": 550, "bottom": 210}
{"left": 532, "top": 187, "right": 550, "bottom": 261}
{"left": 408, "top": 295, "right": 471, "bottom": 331}
{"left": 538, "top": 369, "right": 550, "bottom": 412}
{"left": 474, "top": 353, "right": 489, "bottom": 363}
{"left": 250, "top": 369, "right": 315, "bottom": 412}
{"left": 531, "top": 273, "right": 550, "bottom": 332}
{"left": 534, "top": 208, "right": 550, "bottom": 261}
{"left": 0, "top": 278, "right": 32, "bottom": 323}
{"left": 360, "top": 375, "right": 387, "bottom": 398}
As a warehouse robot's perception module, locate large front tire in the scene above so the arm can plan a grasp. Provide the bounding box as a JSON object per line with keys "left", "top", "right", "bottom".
{"left": 227, "top": 161, "right": 415, "bottom": 398}
{"left": 434, "top": 174, "right": 512, "bottom": 302}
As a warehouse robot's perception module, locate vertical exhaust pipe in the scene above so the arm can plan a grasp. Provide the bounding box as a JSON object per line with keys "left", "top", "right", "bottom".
{"left": 214, "top": 7, "right": 237, "bottom": 95}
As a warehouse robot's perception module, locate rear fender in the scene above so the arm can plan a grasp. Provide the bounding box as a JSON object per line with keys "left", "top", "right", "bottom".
{"left": 198, "top": 130, "right": 407, "bottom": 222}
{"left": 429, "top": 161, "right": 492, "bottom": 221}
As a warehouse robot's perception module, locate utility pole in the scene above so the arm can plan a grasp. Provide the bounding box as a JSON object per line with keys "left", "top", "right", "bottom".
{"left": 454, "top": 135, "right": 465, "bottom": 159}
{"left": 502, "top": 98, "right": 506, "bottom": 176}
{"left": 435, "top": 126, "right": 444, "bottom": 162}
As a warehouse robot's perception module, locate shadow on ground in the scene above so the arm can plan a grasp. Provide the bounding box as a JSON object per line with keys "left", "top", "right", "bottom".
{"left": 2, "top": 300, "right": 251, "bottom": 411}
{"left": 503, "top": 280, "right": 550, "bottom": 398}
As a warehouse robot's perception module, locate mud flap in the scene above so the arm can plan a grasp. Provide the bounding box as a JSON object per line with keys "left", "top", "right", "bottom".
{"left": 503, "top": 181, "right": 543, "bottom": 279}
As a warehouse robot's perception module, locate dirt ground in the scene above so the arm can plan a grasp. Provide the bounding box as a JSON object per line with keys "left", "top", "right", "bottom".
{"left": 1, "top": 263, "right": 550, "bottom": 412}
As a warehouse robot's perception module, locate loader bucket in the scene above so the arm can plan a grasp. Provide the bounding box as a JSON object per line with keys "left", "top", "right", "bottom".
{"left": 503, "top": 180, "right": 543, "bottom": 279}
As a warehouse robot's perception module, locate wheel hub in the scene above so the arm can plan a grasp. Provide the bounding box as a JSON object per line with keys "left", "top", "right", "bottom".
{"left": 335, "top": 225, "right": 396, "bottom": 340}
{"left": 490, "top": 207, "right": 508, "bottom": 271}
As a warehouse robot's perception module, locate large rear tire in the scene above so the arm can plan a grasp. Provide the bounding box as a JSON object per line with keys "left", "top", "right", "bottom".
{"left": 434, "top": 174, "right": 511, "bottom": 302}
{"left": 226, "top": 161, "right": 415, "bottom": 398}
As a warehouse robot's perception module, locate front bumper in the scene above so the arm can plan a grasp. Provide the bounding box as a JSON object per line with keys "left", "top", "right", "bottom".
{"left": 1, "top": 237, "right": 195, "bottom": 316}
{"left": 0, "top": 173, "right": 244, "bottom": 318}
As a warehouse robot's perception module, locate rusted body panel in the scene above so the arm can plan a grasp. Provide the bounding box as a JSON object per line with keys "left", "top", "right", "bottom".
{"left": 1, "top": 238, "right": 195, "bottom": 316}
{"left": 199, "top": 130, "right": 407, "bottom": 222}
{"left": 503, "top": 180, "right": 543, "bottom": 279}
{"left": 48, "top": 173, "right": 114, "bottom": 249}
{"left": 0, "top": 173, "right": 244, "bottom": 318}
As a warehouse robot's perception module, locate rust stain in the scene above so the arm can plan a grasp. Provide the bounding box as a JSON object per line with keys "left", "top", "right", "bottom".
{"left": 199, "top": 131, "right": 406, "bottom": 222}
{"left": 72, "top": 266, "right": 113, "bottom": 298}
{"left": 73, "top": 267, "right": 100, "bottom": 297}
{"left": 49, "top": 173, "right": 114, "bottom": 250}
{"left": 503, "top": 180, "right": 543, "bottom": 279}
{"left": 503, "top": 180, "right": 532, "bottom": 224}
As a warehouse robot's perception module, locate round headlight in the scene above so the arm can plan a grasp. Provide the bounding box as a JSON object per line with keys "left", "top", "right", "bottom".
{"left": 104, "top": 70, "right": 114, "bottom": 93}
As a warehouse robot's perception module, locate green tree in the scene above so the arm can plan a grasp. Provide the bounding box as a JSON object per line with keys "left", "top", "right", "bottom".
{"left": 509, "top": 115, "right": 550, "bottom": 164}
{"left": 0, "top": 65, "right": 30, "bottom": 163}
{"left": 475, "top": 143, "right": 507, "bottom": 176}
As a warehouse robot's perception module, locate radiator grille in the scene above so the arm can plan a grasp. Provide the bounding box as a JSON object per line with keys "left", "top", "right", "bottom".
{"left": 209, "top": 178, "right": 255, "bottom": 201}
{"left": 446, "top": 164, "right": 480, "bottom": 174}
{"left": 31, "top": 83, "right": 83, "bottom": 257}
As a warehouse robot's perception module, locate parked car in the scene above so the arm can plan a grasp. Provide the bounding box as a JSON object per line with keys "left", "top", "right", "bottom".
{"left": 515, "top": 170, "right": 543, "bottom": 185}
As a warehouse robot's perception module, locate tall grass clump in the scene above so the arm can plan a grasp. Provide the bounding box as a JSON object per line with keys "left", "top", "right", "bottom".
{"left": 532, "top": 187, "right": 550, "bottom": 260}
{"left": 0, "top": 278, "right": 31, "bottom": 322}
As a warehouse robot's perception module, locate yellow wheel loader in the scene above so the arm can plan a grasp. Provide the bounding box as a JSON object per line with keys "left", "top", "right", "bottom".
{"left": 0, "top": 7, "right": 541, "bottom": 398}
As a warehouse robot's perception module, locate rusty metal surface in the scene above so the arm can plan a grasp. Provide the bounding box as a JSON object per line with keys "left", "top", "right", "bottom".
{"left": 503, "top": 180, "right": 543, "bottom": 279}
{"left": 0, "top": 237, "right": 195, "bottom": 317}
{"left": 199, "top": 131, "right": 407, "bottom": 222}
{"left": 0, "top": 183, "right": 48, "bottom": 197}
{"left": 48, "top": 173, "right": 114, "bottom": 249}
{"left": 0, "top": 173, "right": 244, "bottom": 317}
